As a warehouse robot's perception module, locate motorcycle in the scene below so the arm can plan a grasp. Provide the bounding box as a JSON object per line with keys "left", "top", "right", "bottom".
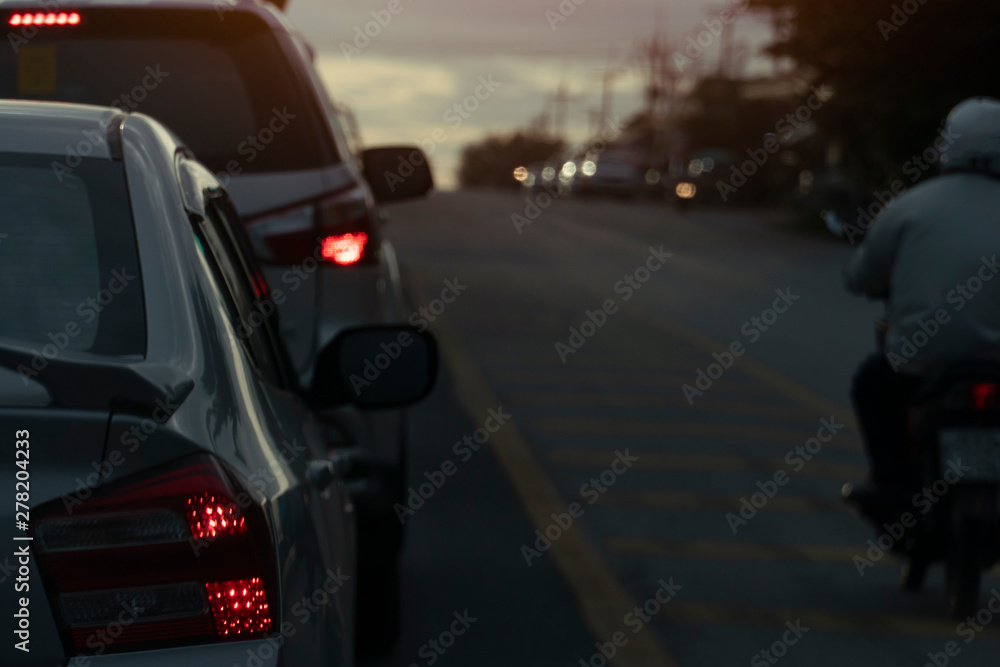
{"left": 844, "top": 318, "right": 1000, "bottom": 618}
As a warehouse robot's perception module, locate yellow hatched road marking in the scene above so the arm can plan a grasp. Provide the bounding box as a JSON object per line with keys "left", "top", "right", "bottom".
{"left": 608, "top": 537, "right": 874, "bottom": 566}
{"left": 607, "top": 302, "right": 859, "bottom": 433}
{"left": 490, "top": 368, "right": 766, "bottom": 392}
{"left": 528, "top": 417, "right": 861, "bottom": 449}
{"left": 409, "top": 282, "right": 678, "bottom": 667}
{"left": 602, "top": 490, "right": 847, "bottom": 514}
{"left": 548, "top": 449, "right": 867, "bottom": 480}
{"left": 658, "top": 602, "right": 995, "bottom": 638}
{"left": 510, "top": 392, "right": 822, "bottom": 422}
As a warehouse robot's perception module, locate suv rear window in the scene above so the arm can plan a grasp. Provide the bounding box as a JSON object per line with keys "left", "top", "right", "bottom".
{"left": 0, "top": 153, "right": 145, "bottom": 356}
{"left": 0, "top": 8, "right": 338, "bottom": 175}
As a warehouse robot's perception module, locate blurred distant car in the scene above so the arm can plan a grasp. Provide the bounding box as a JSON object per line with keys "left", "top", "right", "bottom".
{"left": 665, "top": 148, "right": 738, "bottom": 209}
{"left": 575, "top": 159, "right": 642, "bottom": 199}
{"left": 521, "top": 158, "right": 574, "bottom": 195}
{"left": 0, "top": 0, "right": 433, "bottom": 651}
{"left": 0, "top": 100, "right": 436, "bottom": 667}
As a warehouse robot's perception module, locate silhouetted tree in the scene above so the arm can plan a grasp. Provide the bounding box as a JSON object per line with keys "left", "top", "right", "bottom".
{"left": 459, "top": 132, "right": 565, "bottom": 189}
{"left": 750, "top": 0, "right": 1000, "bottom": 185}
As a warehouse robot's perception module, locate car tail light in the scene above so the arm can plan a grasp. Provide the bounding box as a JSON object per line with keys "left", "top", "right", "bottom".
{"left": 245, "top": 185, "right": 374, "bottom": 266}
{"left": 9, "top": 12, "right": 80, "bottom": 26}
{"left": 321, "top": 232, "right": 368, "bottom": 265}
{"left": 32, "top": 455, "right": 276, "bottom": 655}
{"left": 970, "top": 382, "right": 999, "bottom": 410}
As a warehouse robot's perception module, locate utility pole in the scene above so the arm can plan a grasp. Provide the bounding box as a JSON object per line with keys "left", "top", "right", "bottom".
{"left": 554, "top": 79, "right": 568, "bottom": 141}
{"left": 598, "top": 48, "right": 626, "bottom": 131}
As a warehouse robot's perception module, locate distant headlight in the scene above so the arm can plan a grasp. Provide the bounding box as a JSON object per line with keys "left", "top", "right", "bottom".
{"left": 676, "top": 182, "right": 697, "bottom": 199}
{"left": 581, "top": 161, "right": 597, "bottom": 177}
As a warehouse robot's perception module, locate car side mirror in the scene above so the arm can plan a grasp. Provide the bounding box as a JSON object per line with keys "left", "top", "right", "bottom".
{"left": 361, "top": 145, "right": 434, "bottom": 203}
{"left": 309, "top": 325, "right": 438, "bottom": 410}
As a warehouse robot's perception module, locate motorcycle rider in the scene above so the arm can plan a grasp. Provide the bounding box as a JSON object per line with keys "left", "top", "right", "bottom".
{"left": 844, "top": 97, "right": 1000, "bottom": 503}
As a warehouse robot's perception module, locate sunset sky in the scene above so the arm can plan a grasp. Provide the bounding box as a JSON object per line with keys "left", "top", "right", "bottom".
{"left": 286, "top": 0, "right": 777, "bottom": 187}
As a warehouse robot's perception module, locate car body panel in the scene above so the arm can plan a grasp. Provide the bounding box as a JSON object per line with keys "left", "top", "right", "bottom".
{"left": 0, "top": 102, "right": 355, "bottom": 665}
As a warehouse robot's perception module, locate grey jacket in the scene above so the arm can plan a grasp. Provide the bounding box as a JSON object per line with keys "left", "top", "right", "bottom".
{"left": 844, "top": 172, "right": 1000, "bottom": 374}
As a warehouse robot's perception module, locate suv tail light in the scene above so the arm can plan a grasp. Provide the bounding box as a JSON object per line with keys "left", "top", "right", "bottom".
{"left": 8, "top": 12, "right": 81, "bottom": 26}
{"left": 245, "top": 185, "right": 373, "bottom": 266}
{"left": 33, "top": 455, "right": 276, "bottom": 655}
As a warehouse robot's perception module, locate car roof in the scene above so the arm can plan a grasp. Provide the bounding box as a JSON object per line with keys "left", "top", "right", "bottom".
{"left": 0, "top": 100, "right": 125, "bottom": 158}
{"left": 4, "top": 0, "right": 265, "bottom": 9}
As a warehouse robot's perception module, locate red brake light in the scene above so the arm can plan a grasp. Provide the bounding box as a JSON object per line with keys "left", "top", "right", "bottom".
{"left": 32, "top": 455, "right": 275, "bottom": 655}
{"left": 321, "top": 232, "right": 368, "bottom": 265}
{"left": 9, "top": 11, "right": 80, "bottom": 26}
{"left": 205, "top": 578, "right": 271, "bottom": 636}
{"left": 971, "top": 382, "right": 999, "bottom": 410}
{"left": 187, "top": 493, "right": 247, "bottom": 540}
{"left": 244, "top": 185, "right": 373, "bottom": 265}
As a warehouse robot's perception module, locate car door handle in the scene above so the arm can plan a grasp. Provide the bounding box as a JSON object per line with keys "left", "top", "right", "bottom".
{"left": 307, "top": 460, "right": 336, "bottom": 490}
{"left": 307, "top": 453, "right": 353, "bottom": 490}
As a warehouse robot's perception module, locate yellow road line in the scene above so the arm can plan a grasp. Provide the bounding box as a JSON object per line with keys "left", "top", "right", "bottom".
{"left": 611, "top": 304, "right": 859, "bottom": 433}
{"left": 511, "top": 393, "right": 822, "bottom": 422}
{"left": 608, "top": 537, "right": 874, "bottom": 566}
{"left": 489, "top": 368, "right": 766, "bottom": 392}
{"left": 548, "top": 449, "right": 867, "bottom": 480}
{"left": 528, "top": 417, "right": 861, "bottom": 449}
{"left": 602, "top": 490, "right": 847, "bottom": 514}
{"left": 409, "top": 282, "right": 677, "bottom": 667}
{"left": 659, "top": 602, "right": 991, "bottom": 638}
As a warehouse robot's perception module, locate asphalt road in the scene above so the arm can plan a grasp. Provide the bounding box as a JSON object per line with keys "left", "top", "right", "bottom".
{"left": 364, "top": 190, "right": 1000, "bottom": 667}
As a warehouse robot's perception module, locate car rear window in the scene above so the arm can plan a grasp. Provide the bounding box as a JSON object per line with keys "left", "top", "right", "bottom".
{"left": 0, "top": 153, "right": 145, "bottom": 357}
{"left": 0, "top": 8, "right": 338, "bottom": 175}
